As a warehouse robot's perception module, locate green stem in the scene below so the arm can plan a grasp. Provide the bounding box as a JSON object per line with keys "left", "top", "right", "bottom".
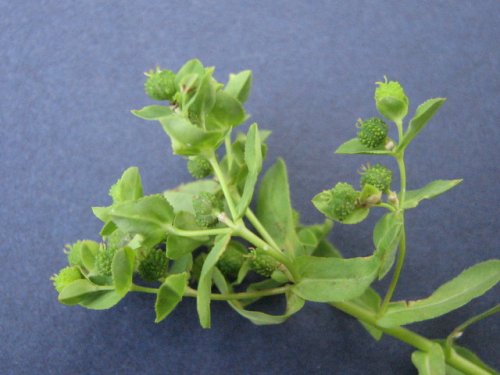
{"left": 445, "top": 304, "right": 500, "bottom": 350}
{"left": 166, "top": 225, "right": 233, "bottom": 238}
{"left": 130, "top": 284, "right": 159, "bottom": 294}
{"left": 225, "top": 130, "right": 234, "bottom": 171}
{"left": 208, "top": 152, "right": 239, "bottom": 220}
{"left": 376, "top": 203, "right": 397, "bottom": 212}
{"left": 332, "top": 301, "right": 490, "bottom": 375}
{"left": 245, "top": 208, "right": 282, "bottom": 252}
{"left": 185, "top": 286, "right": 288, "bottom": 301}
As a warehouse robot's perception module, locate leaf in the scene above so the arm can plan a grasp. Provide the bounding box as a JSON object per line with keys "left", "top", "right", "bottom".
{"left": 351, "top": 288, "right": 383, "bottom": 341}
{"left": 164, "top": 179, "right": 220, "bottom": 214}
{"left": 80, "top": 240, "right": 100, "bottom": 272}
{"left": 341, "top": 207, "right": 370, "bottom": 224}
{"left": 169, "top": 253, "right": 193, "bottom": 274}
{"left": 312, "top": 238, "right": 342, "bottom": 258}
{"left": 213, "top": 269, "right": 304, "bottom": 325}
{"left": 256, "top": 159, "right": 299, "bottom": 253}
{"left": 292, "top": 255, "right": 380, "bottom": 302}
{"left": 335, "top": 138, "right": 393, "bottom": 155}
{"left": 58, "top": 279, "right": 112, "bottom": 305}
{"left": 447, "top": 344, "right": 499, "bottom": 374}
{"left": 403, "top": 179, "right": 463, "bottom": 209}
{"left": 378, "top": 260, "right": 500, "bottom": 327}
{"left": 373, "top": 212, "right": 403, "bottom": 279}
{"left": 111, "top": 247, "right": 135, "bottom": 297}
{"left": 398, "top": 98, "right": 446, "bottom": 150}
{"left": 167, "top": 211, "right": 208, "bottom": 259}
{"left": 155, "top": 273, "right": 188, "bottom": 323}
{"left": 235, "top": 123, "right": 262, "bottom": 219}
{"left": 159, "top": 115, "right": 226, "bottom": 156}
{"left": 109, "top": 167, "right": 144, "bottom": 203}
{"left": 78, "top": 290, "right": 123, "bottom": 310}
{"left": 224, "top": 70, "right": 252, "bottom": 103}
{"left": 208, "top": 91, "right": 247, "bottom": 128}
{"left": 196, "top": 234, "right": 231, "bottom": 328}
{"left": 175, "top": 59, "right": 205, "bottom": 88}
{"left": 110, "top": 195, "right": 174, "bottom": 247}
{"left": 411, "top": 344, "right": 446, "bottom": 375}
{"left": 185, "top": 70, "right": 216, "bottom": 116}
{"left": 131, "top": 105, "right": 173, "bottom": 120}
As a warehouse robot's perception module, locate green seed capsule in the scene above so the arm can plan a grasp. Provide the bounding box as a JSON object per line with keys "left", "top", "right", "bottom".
{"left": 192, "top": 192, "right": 223, "bottom": 227}
{"left": 138, "top": 248, "right": 168, "bottom": 282}
{"left": 217, "top": 242, "right": 246, "bottom": 279}
{"left": 357, "top": 118, "right": 389, "bottom": 148}
{"left": 51, "top": 266, "right": 82, "bottom": 293}
{"left": 249, "top": 248, "right": 279, "bottom": 277}
{"left": 144, "top": 68, "right": 177, "bottom": 101}
{"left": 329, "top": 183, "right": 359, "bottom": 221}
{"left": 360, "top": 164, "right": 393, "bottom": 193}
{"left": 187, "top": 157, "right": 212, "bottom": 179}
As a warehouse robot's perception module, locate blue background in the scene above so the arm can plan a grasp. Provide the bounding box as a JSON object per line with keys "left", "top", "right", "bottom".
{"left": 1, "top": 1, "right": 499, "bottom": 374}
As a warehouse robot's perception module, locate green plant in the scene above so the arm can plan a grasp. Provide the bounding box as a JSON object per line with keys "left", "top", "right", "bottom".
{"left": 51, "top": 59, "right": 499, "bottom": 374}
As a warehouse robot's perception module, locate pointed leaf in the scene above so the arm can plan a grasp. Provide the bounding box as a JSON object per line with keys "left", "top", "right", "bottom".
{"left": 197, "top": 234, "right": 231, "bottom": 328}
{"left": 131, "top": 105, "right": 173, "bottom": 120}
{"left": 155, "top": 273, "right": 188, "bottom": 323}
{"left": 58, "top": 279, "right": 111, "bottom": 305}
{"left": 335, "top": 138, "right": 393, "bottom": 155}
{"left": 403, "top": 179, "right": 463, "bottom": 209}
{"left": 411, "top": 344, "right": 446, "bottom": 375}
{"left": 235, "top": 123, "right": 262, "bottom": 219}
{"left": 112, "top": 247, "right": 135, "bottom": 297}
{"left": 224, "top": 70, "right": 252, "bottom": 103}
{"left": 80, "top": 240, "right": 99, "bottom": 272}
{"left": 109, "top": 167, "right": 144, "bottom": 203}
{"left": 208, "top": 91, "right": 246, "bottom": 128}
{"left": 373, "top": 212, "right": 403, "bottom": 279}
{"left": 399, "top": 98, "right": 446, "bottom": 150}
{"left": 292, "top": 255, "right": 380, "bottom": 302}
{"left": 378, "top": 260, "right": 500, "bottom": 327}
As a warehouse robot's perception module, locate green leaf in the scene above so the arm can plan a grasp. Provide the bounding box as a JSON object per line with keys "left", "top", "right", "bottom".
{"left": 256, "top": 159, "right": 299, "bottom": 253}
{"left": 403, "top": 179, "right": 463, "bottom": 209}
{"left": 208, "top": 91, "right": 247, "bottom": 128}
{"left": 335, "top": 138, "right": 393, "bottom": 155}
{"left": 445, "top": 344, "right": 499, "bottom": 374}
{"left": 155, "top": 273, "right": 188, "bottom": 323}
{"left": 175, "top": 59, "right": 205, "bottom": 88}
{"left": 213, "top": 269, "right": 304, "bottom": 325}
{"left": 373, "top": 212, "right": 403, "bottom": 279}
{"left": 196, "top": 234, "right": 231, "bottom": 328}
{"left": 292, "top": 255, "right": 380, "bottom": 302}
{"left": 169, "top": 253, "right": 193, "bottom": 274}
{"left": 164, "top": 179, "right": 219, "bottom": 214}
{"left": 224, "top": 70, "right": 252, "bottom": 103}
{"left": 167, "top": 211, "right": 208, "bottom": 259}
{"left": 78, "top": 290, "right": 123, "bottom": 310}
{"left": 340, "top": 207, "right": 370, "bottom": 224}
{"left": 185, "top": 70, "right": 216, "bottom": 116}
{"left": 160, "top": 115, "right": 226, "bottom": 156}
{"left": 411, "top": 344, "right": 446, "bottom": 375}
{"left": 109, "top": 167, "right": 144, "bottom": 203}
{"left": 110, "top": 195, "right": 174, "bottom": 247}
{"left": 111, "top": 247, "right": 135, "bottom": 297}
{"left": 58, "top": 279, "right": 111, "bottom": 305}
{"left": 131, "top": 105, "right": 173, "bottom": 120}
{"left": 398, "top": 98, "right": 446, "bottom": 151}
{"left": 378, "top": 260, "right": 500, "bottom": 327}
{"left": 235, "top": 123, "right": 262, "bottom": 219}
{"left": 351, "top": 288, "right": 383, "bottom": 341}
{"left": 80, "top": 240, "right": 100, "bottom": 272}
{"left": 312, "top": 238, "right": 342, "bottom": 258}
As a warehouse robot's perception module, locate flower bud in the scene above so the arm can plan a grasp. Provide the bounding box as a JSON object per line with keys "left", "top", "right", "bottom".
{"left": 374, "top": 77, "right": 409, "bottom": 123}
{"left": 217, "top": 242, "right": 246, "bottom": 279}
{"left": 357, "top": 117, "right": 389, "bottom": 148}
{"left": 95, "top": 244, "right": 117, "bottom": 277}
{"left": 144, "top": 68, "right": 177, "bottom": 101}
{"left": 51, "top": 266, "right": 82, "bottom": 293}
{"left": 360, "top": 164, "right": 393, "bottom": 193}
{"left": 187, "top": 156, "right": 212, "bottom": 179}
{"left": 192, "top": 192, "right": 223, "bottom": 227}
{"left": 312, "top": 182, "right": 359, "bottom": 222}
{"left": 249, "top": 248, "right": 279, "bottom": 277}
{"left": 138, "top": 248, "right": 168, "bottom": 282}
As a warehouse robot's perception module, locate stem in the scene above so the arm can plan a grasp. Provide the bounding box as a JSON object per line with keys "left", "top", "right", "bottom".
{"left": 332, "top": 301, "right": 491, "bottom": 375}
{"left": 376, "top": 203, "right": 397, "bottom": 212}
{"left": 185, "top": 286, "right": 288, "bottom": 301}
{"left": 166, "top": 225, "right": 233, "bottom": 238}
{"left": 245, "top": 208, "right": 282, "bottom": 252}
{"left": 445, "top": 304, "right": 500, "bottom": 350}
{"left": 208, "top": 152, "right": 238, "bottom": 220}
{"left": 130, "top": 284, "right": 159, "bottom": 294}
{"left": 225, "top": 130, "right": 234, "bottom": 171}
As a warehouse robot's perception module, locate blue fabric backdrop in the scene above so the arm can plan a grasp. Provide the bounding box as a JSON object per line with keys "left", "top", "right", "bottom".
{"left": 1, "top": 1, "right": 498, "bottom": 374}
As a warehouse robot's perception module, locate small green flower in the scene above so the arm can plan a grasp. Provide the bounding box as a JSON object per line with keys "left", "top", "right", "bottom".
{"left": 138, "top": 248, "right": 168, "bottom": 282}
{"left": 217, "top": 242, "right": 246, "bottom": 279}
{"left": 360, "top": 163, "right": 393, "bottom": 193}
{"left": 51, "top": 266, "right": 82, "bottom": 293}
{"left": 187, "top": 156, "right": 212, "bottom": 179}
{"left": 95, "top": 244, "right": 117, "bottom": 277}
{"left": 313, "top": 183, "right": 359, "bottom": 222}
{"left": 357, "top": 118, "right": 389, "bottom": 148}
{"left": 144, "top": 67, "right": 177, "bottom": 101}
{"left": 192, "top": 192, "right": 223, "bottom": 227}
{"left": 374, "top": 77, "right": 409, "bottom": 122}
{"left": 249, "top": 248, "right": 279, "bottom": 277}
